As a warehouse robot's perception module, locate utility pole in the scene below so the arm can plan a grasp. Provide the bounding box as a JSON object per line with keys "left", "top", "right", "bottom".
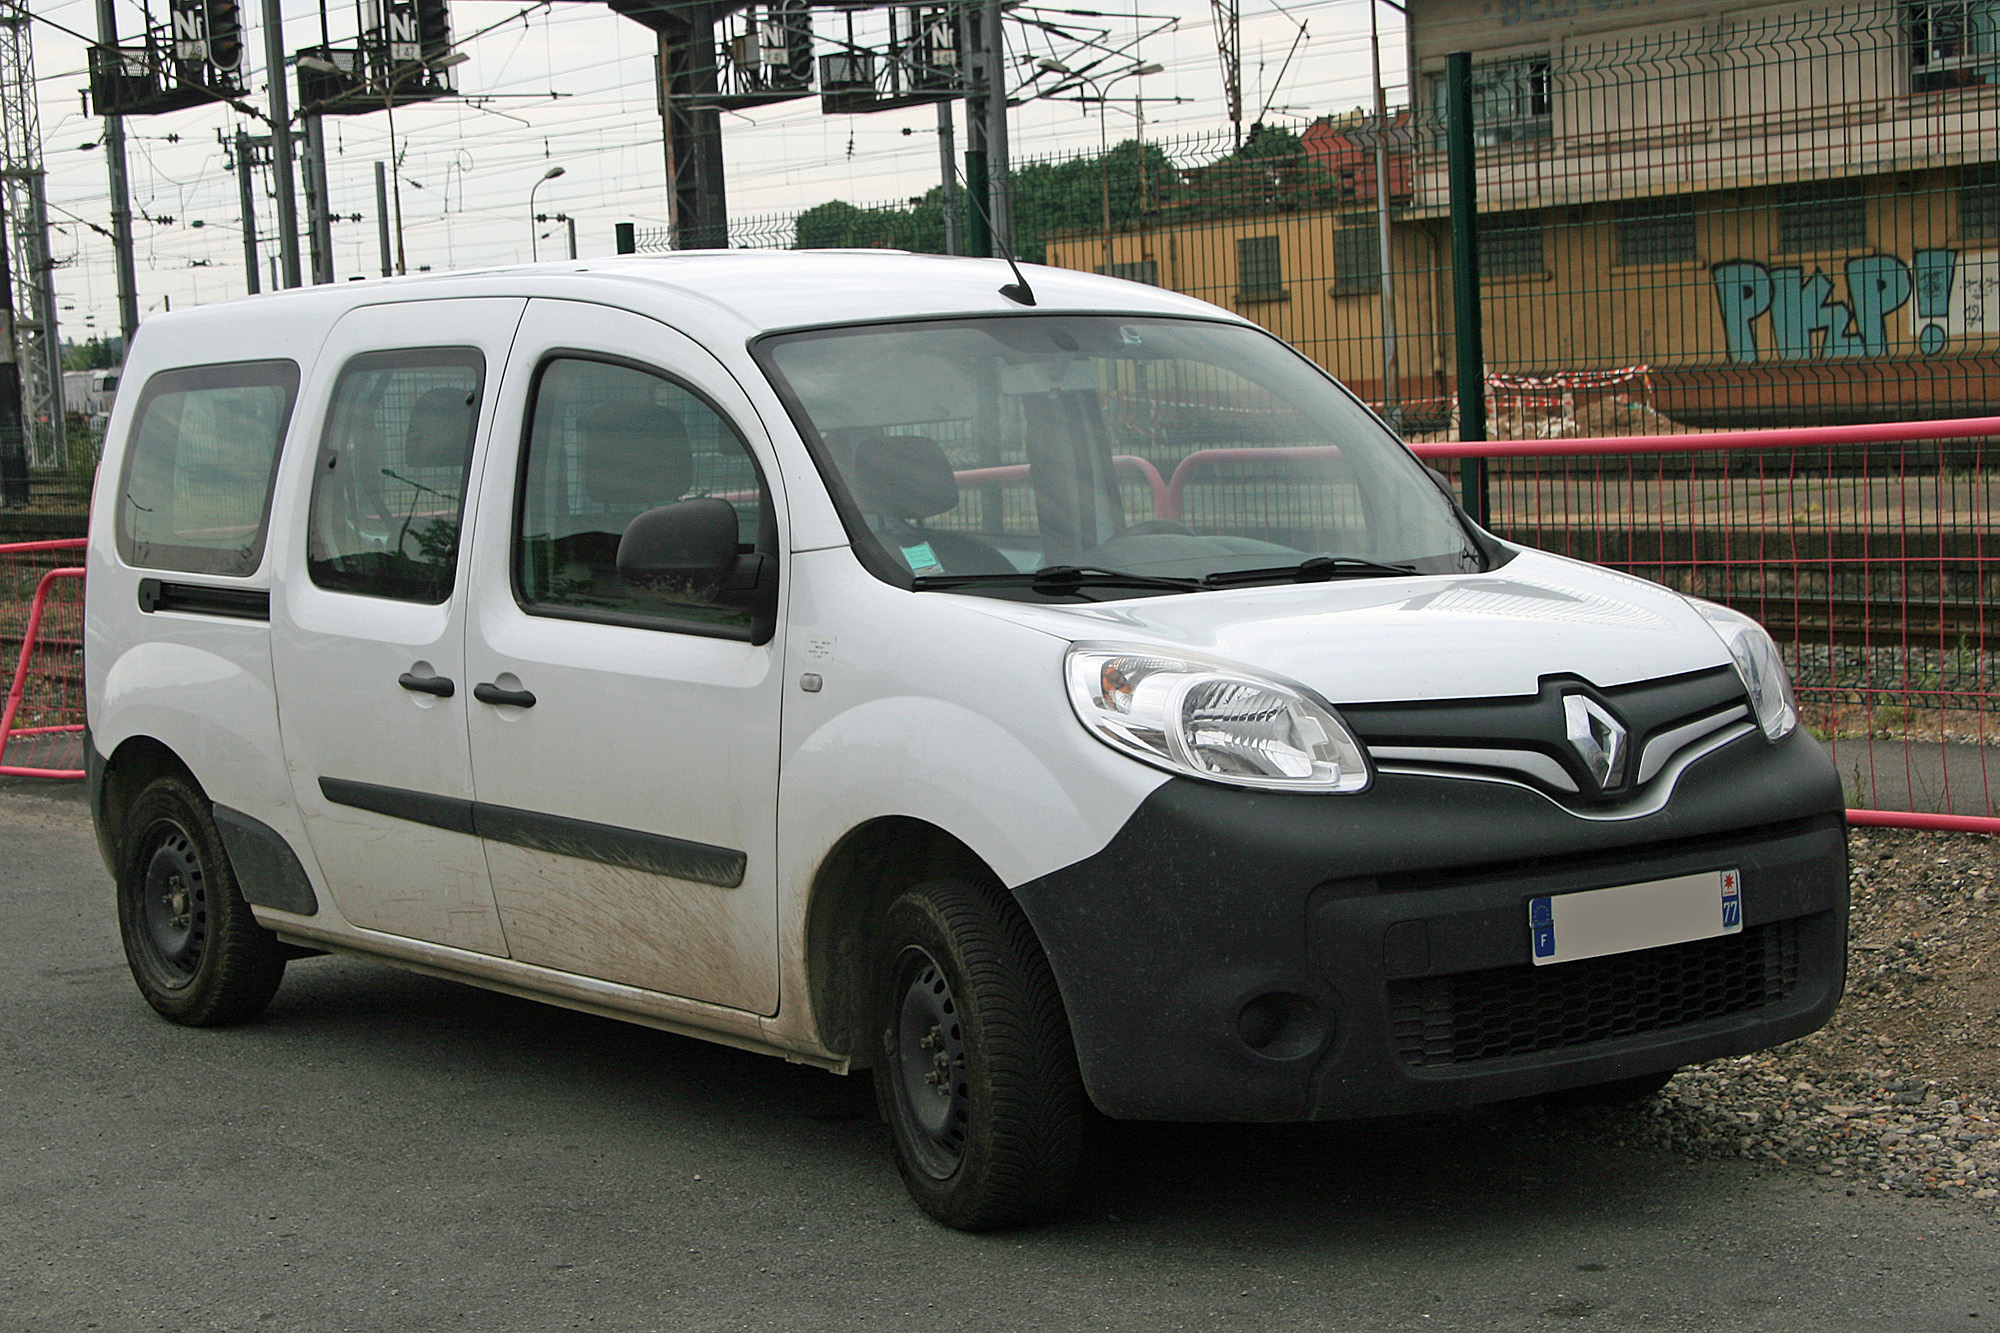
{"left": 260, "top": 0, "right": 302, "bottom": 287}
{"left": 0, "top": 187, "right": 22, "bottom": 508}
{"left": 301, "top": 113, "right": 334, "bottom": 283}
{"left": 937, "top": 99, "right": 959, "bottom": 255}
{"left": 375, "top": 161, "right": 392, "bottom": 277}
{"left": 94, "top": 0, "right": 139, "bottom": 346}
{"left": 961, "top": 4, "right": 989, "bottom": 256}
{"left": 232, "top": 129, "right": 262, "bottom": 295}
{"left": 983, "top": 0, "right": 1010, "bottom": 255}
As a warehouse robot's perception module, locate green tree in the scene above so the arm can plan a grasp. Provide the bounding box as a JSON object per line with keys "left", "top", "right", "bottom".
{"left": 63, "top": 336, "right": 121, "bottom": 370}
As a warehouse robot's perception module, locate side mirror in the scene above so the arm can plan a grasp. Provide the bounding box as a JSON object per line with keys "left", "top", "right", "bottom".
{"left": 617, "top": 498, "right": 742, "bottom": 592}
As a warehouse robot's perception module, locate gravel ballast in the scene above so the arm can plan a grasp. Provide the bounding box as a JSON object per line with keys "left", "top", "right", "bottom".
{"left": 1551, "top": 828, "right": 2000, "bottom": 1206}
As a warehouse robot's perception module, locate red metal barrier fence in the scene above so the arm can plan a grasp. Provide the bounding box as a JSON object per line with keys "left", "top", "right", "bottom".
{"left": 1411, "top": 419, "right": 2000, "bottom": 835}
{"left": 0, "top": 539, "right": 86, "bottom": 779}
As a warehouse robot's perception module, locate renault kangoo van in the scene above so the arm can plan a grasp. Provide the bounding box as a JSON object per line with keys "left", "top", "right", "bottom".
{"left": 85, "top": 252, "right": 1846, "bottom": 1228}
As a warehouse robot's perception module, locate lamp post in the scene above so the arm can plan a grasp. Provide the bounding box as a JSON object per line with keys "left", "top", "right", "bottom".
{"left": 1037, "top": 61, "right": 1163, "bottom": 274}
{"left": 529, "top": 167, "right": 566, "bottom": 261}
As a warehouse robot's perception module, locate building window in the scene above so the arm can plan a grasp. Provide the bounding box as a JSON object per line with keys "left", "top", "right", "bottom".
{"left": 1963, "top": 165, "right": 2000, "bottom": 240}
{"left": 1616, "top": 197, "right": 1698, "bottom": 265}
{"left": 1330, "top": 225, "right": 1382, "bottom": 295}
{"left": 1432, "top": 55, "right": 1552, "bottom": 147}
{"left": 1481, "top": 211, "right": 1544, "bottom": 277}
{"left": 1778, "top": 181, "right": 1868, "bottom": 253}
{"left": 1237, "top": 235, "right": 1285, "bottom": 301}
{"left": 1910, "top": 0, "right": 2000, "bottom": 91}
{"left": 1095, "top": 260, "right": 1160, "bottom": 286}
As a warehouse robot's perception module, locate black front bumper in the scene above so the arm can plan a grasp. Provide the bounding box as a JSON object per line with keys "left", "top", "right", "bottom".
{"left": 1010, "top": 727, "right": 1847, "bottom": 1121}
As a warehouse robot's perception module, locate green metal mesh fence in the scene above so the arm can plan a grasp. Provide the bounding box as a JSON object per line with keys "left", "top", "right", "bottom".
{"left": 759, "top": 0, "right": 2000, "bottom": 438}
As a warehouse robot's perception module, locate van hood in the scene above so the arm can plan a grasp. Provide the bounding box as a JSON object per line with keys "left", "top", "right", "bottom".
{"left": 953, "top": 549, "right": 1734, "bottom": 705}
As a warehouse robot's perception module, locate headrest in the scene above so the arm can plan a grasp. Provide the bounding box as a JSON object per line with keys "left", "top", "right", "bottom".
{"left": 849, "top": 435, "right": 959, "bottom": 521}
{"left": 578, "top": 403, "right": 692, "bottom": 514}
{"left": 403, "top": 386, "right": 475, "bottom": 473}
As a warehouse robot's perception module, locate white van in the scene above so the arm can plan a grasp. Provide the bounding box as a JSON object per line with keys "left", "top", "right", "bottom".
{"left": 85, "top": 252, "right": 1846, "bottom": 1229}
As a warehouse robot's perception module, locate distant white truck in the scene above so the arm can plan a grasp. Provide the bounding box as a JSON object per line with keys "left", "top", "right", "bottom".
{"left": 62, "top": 367, "right": 120, "bottom": 422}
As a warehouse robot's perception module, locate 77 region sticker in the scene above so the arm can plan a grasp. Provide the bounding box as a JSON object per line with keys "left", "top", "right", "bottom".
{"left": 1720, "top": 868, "right": 1741, "bottom": 929}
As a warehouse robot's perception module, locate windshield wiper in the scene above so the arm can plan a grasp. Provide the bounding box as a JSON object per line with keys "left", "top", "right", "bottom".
{"left": 910, "top": 565, "right": 1203, "bottom": 595}
{"left": 1201, "top": 555, "right": 1420, "bottom": 587}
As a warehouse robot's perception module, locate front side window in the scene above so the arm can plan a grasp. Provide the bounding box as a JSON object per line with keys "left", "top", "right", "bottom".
{"left": 117, "top": 359, "right": 300, "bottom": 576}
{"left": 514, "top": 357, "right": 771, "bottom": 637}
{"left": 308, "top": 348, "right": 483, "bottom": 603}
{"left": 757, "top": 315, "right": 1479, "bottom": 597}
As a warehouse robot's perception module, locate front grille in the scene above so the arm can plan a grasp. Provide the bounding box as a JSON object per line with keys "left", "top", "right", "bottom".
{"left": 1388, "top": 920, "right": 1802, "bottom": 1067}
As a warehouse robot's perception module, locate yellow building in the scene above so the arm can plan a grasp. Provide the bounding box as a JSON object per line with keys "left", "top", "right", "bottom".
{"left": 1043, "top": 0, "right": 2000, "bottom": 429}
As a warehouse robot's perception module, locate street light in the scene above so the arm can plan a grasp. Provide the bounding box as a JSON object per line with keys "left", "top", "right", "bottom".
{"left": 529, "top": 167, "right": 566, "bottom": 261}
{"left": 1037, "top": 61, "right": 1165, "bottom": 273}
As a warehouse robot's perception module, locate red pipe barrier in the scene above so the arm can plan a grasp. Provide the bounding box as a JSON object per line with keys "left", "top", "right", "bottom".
{"left": 0, "top": 565, "right": 85, "bottom": 779}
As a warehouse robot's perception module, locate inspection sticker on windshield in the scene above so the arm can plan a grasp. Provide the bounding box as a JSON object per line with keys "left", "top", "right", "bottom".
{"left": 900, "top": 543, "right": 945, "bottom": 576}
{"left": 1530, "top": 868, "right": 1741, "bottom": 966}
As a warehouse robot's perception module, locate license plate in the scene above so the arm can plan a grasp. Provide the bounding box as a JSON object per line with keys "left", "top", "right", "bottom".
{"left": 1529, "top": 868, "right": 1741, "bottom": 966}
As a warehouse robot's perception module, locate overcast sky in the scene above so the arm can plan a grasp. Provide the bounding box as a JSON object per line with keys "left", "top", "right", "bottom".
{"left": 29, "top": 0, "right": 1409, "bottom": 337}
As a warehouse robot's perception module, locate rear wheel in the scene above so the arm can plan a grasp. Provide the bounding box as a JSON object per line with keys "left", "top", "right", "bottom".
{"left": 873, "top": 879, "right": 1084, "bottom": 1230}
{"left": 117, "top": 774, "right": 287, "bottom": 1026}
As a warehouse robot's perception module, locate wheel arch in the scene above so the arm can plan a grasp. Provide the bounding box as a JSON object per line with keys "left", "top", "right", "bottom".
{"left": 802, "top": 815, "right": 1003, "bottom": 1066}
{"left": 92, "top": 734, "right": 203, "bottom": 879}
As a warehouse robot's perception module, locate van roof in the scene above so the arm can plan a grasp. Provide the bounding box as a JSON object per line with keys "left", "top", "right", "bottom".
{"left": 140, "top": 250, "right": 1232, "bottom": 342}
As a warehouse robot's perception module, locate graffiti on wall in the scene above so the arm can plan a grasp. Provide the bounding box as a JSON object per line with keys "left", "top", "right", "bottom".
{"left": 1714, "top": 251, "right": 2000, "bottom": 362}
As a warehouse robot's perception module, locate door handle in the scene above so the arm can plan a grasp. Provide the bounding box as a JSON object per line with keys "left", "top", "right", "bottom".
{"left": 474, "top": 682, "right": 537, "bottom": 709}
{"left": 397, "top": 671, "right": 455, "bottom": 698}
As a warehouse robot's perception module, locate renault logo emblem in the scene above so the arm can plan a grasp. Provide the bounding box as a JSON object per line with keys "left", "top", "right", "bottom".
{"left": 1563, "top": 694, "right": 1628, "bottom": 790}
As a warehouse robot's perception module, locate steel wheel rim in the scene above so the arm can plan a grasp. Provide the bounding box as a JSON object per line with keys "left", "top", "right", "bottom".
{"left": 137, "top": 820, "right": 207, "bottom": 985}
{"left": 888, "top": 944, "right": 969, "bottom": 1180}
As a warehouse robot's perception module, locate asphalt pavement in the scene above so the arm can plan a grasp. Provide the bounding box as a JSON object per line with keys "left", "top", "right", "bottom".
{"left": 3, "top": 780, "right": 1996, "bottom": 1332}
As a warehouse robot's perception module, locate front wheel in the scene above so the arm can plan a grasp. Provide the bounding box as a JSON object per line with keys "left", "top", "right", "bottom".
{"left": 872, "top": 879, "right": 1084, "bottom": 1230}
{"left": 116, "top": 774, "right": 287, "bottom": 1026}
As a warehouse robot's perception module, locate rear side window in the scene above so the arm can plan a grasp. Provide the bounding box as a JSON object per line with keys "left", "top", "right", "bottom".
{"left": 307, "top": 348, "right": 484, "bottom": 604}
{"left": 514, "top": 356, "right": 770, "bottom": 637}
{"left": 116, "top": 360, "right": 300, "bottom": 576}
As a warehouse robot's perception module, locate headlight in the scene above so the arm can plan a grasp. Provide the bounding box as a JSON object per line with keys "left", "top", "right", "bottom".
{"left": 1692, "top": 601, "right": 1798, "bottom": 741}
{"left": 1064, "top": 646, "right": 1371, "bottom": 793}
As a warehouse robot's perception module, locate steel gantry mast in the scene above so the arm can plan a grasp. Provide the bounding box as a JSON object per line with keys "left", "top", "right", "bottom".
{"left": 1210, "top": 0, "right": 1240, "bottom": 146}
{"left": 0, "top": 2, "right": 64, "bottom": 466}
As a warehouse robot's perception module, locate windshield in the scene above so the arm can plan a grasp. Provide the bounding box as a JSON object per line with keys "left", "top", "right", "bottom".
{"left": 757, "top": 315, "right": 1480, "bottom": 595}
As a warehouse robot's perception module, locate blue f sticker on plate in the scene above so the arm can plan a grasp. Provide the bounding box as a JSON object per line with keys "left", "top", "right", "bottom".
{"left": 1530, "top": 897, "right": 1557, "bottom": 960}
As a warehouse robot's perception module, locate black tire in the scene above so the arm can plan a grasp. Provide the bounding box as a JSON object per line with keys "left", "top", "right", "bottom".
{"left": 116, "top": 774, "right": 287, "bottom": 1026}
{"left": 1540, "top": 1068, "right": 1677, "bottom": 1108}
{"left": 872, "top": 879, "right": 1084, "bottom": 1230}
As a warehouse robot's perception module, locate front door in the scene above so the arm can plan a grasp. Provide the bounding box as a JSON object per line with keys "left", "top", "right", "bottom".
{"left": 462, "top": 300, "right": 786, "bottom": 1014}
{"left": 270, "top": 298, "right": 525, "bottom": 953}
